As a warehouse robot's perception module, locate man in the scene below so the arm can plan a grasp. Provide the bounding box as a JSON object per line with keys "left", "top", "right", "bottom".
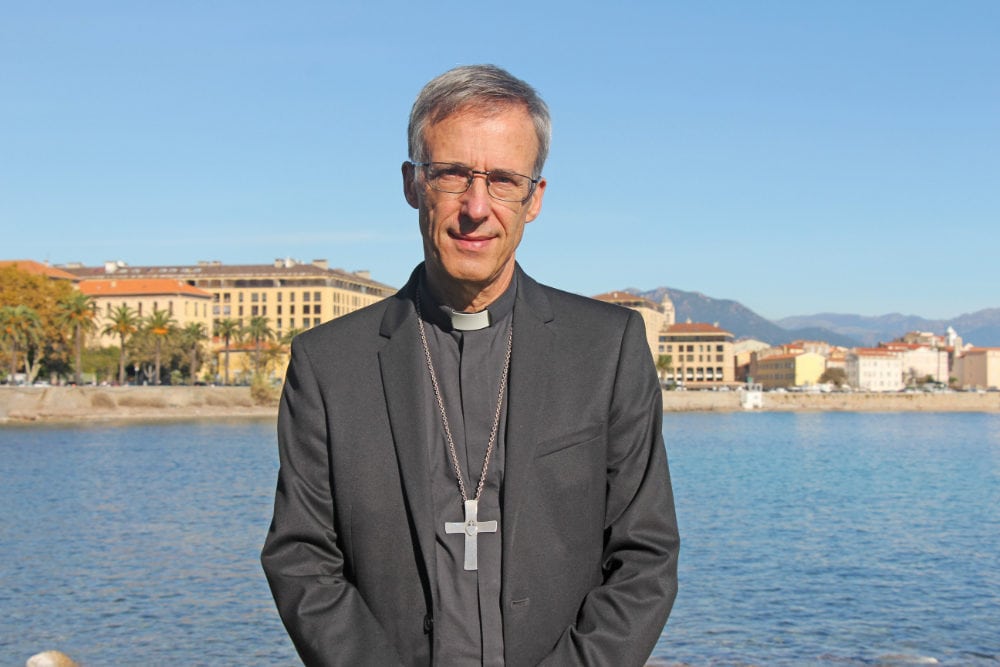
{"left": 262, "top": 64, "right": 679, "bottom": 666}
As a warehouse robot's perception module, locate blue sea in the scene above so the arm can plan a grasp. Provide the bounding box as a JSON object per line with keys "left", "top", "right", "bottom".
{"left": 1, "top": 413, "right": 997, "bottom": 666}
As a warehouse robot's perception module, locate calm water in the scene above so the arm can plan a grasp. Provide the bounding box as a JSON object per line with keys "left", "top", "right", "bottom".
{"left": 1, "top": 413, "right": 998, "bottom": 666}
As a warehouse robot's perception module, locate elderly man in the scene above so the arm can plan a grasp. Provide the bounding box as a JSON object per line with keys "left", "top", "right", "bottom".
{"left": 262, "top": 64, "right": 679, "bottom": 667}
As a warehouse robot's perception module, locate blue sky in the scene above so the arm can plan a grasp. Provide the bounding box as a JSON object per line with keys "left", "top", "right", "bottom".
{"left": 3, "top": 2, "right": 997, "bottom": 321}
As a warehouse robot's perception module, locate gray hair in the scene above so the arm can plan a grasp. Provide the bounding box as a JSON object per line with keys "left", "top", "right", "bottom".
{"left": 407, "top": 64, "right": 551, "bottom": 179}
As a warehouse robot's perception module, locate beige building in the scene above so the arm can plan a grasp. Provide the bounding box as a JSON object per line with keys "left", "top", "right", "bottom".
{"left": 879, "top": 342, "right": 950, "bottom": 384}
{"left": 733, "top": 339, "right": 771, "bottom": 382}
{"left": 64, "top": 258, "right": 396, "bottom": 339}
{"left": 656, "top": 322, "right": 735, "bottom": 389}
{"left": 78, "top": 279, "right": 213, "bottom": 344}
{"left": 846, "top": 348, "right": 904, "bottom": 392}
{"left": 592, "top": 291, "right": 675, "bottom": 361}
{"left": 750, "top": 351, "right": 826, "bottom": 390}
{"left": 953, "top": 348, "right": 1000, "bottom": 390}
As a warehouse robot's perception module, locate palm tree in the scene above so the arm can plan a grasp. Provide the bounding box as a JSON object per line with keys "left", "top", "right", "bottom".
{"left": 656, "top": 354, "right": 673, "bottom": 384}
{"left": 0, "top": 304, "right": 42, "bottom": 383}
{"left": 57, "top": 292, "right": 97, "bottom": 385}
{"left": 214, "top": 318, "right": 242, "bottom": 385}
{"left": 180, "top": 322, "right": 208, "bottom": 384}
{"left": 103, "top": 304, "right": 140, "bottom": 385}
{"left": 244, "top": 315, "right": 275, "bottom": 376}
{"left": 279, "top": 327, "right": 305, "bottom": 349}
{"left": 144, "top": 309, "right": 177, "bottom": 385}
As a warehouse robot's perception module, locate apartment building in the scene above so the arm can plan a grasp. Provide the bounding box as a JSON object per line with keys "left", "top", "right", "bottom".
{"left": 846, "top": 348, "right": 904, "bottom": 392}
{"left": 953, "top": 348, "right": 1000, "bottom": 390}
{"left": 656, "top": 322, "right": 735, "bottom": 388}
{"left": 879, "top": 342, "right": 950, "bottom": 384}
{"left": 64, "top": 259, "right": 396, "bottom": 339}
{"left": 750, "top": 351, "right": 826, "bottom": 390}
{"left": 78, "top": 279, "right": 213, "bottom": 343}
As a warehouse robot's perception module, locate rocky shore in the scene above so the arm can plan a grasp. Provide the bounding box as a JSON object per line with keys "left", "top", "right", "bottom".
{"left": 2, "top": 386, "right": 998, "bottom": 424}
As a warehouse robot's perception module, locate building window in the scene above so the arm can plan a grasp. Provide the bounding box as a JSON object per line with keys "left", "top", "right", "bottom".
{"left": 314, "top": 305, "right": 321, "bottom": 315}
{"left": 223, "top": 293, "right": 231, "bottom": 303}
{"left": 251, "top": 293, "right": 259, "bottom": 303}
{"left": 313, "top": 291, "right": 320, "bottom": 301}
{"left": 289, "top": 292, "right": 295, "bottom": 302}
{"left": 303, "top": 292, "right": 311, "bottom": 302}
{"left": 238, "top": 306, "right": 244, "bottom": 316}
{"left": 290, "top": 305, "right": 295, "bottom": 315}
{"left": 251, "top": 306, "right": 259, "bottom": 316}
{"left": 277, "top": 305, "right": 282, "bottom": 315}
{"left": 303, "top": 305, "right": 311, "bottom": 315}
{"left": 277, "top": 292, "right": 282, "bottom": 303}
{"left": 262, "top": 305, "right": 267, "bottom": 316}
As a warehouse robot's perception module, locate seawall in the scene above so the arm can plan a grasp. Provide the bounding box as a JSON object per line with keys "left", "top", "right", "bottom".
{"left": 0, "top": 386, "right": 276, "bottom": 423}
{"left": 2, "top": 386, "right": 998, "bottom": 424}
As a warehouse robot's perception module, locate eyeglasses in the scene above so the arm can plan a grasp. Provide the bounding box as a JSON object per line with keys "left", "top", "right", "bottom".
{"left": 412, "top": 162, "right": 539, "bottom": 203}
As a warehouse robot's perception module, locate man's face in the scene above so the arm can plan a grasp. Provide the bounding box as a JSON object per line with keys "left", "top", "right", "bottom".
{"left": 403, "top": 105, "right": 546, "bottom": 305}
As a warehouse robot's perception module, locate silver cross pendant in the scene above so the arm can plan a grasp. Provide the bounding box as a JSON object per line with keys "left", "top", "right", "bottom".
{"left": 445, "top": 499, "right": 498, "bottom": 571}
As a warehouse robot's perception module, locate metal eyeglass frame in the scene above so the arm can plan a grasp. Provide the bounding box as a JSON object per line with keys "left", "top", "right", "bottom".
{"left": 411, "top": 161, "right": 540, "bottom": 204}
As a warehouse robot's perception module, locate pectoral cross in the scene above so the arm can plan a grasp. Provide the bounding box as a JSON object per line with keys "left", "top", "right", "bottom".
{"left": 445, "top": 498, "right": 498, "bottom": 571}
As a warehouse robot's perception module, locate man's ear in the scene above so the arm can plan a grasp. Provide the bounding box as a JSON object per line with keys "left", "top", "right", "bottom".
{"left": 524, "top": 177, "right": 546, "bottom": 223}
{"left": 402, "top": 162, "right": 419, "bottom": 210}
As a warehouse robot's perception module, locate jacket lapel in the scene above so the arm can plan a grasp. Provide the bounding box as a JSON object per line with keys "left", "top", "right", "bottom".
{"left": 502, "top": 268, "right": 556, "bottom": 551}
{"left": 378, "top": 272, "right": 438, "bottom": 591}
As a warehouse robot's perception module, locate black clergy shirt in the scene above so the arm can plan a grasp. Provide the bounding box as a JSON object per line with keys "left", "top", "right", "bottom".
{"left": 417, "top": 272, "right": 516, "bottom": 667}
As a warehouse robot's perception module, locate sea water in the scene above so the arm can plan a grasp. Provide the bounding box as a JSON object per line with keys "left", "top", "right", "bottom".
{"left": 1, "top": 413, "right": 997, "bottom": 666}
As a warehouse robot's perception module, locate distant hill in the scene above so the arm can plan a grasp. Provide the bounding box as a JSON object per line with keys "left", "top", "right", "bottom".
{"left": 634, "top": 287, "right": 861, "bottom": 347}
{"left": 776, "top": 309, "right": 1000, "bottom": 347}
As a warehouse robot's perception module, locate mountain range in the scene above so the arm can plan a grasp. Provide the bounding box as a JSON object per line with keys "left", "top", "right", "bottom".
{"left": 633, "top": 287, "right": 1000, "bottom": 348}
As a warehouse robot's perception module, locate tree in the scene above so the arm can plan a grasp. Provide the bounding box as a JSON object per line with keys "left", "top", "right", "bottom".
{"left": 214, "top": 318, "right": 242, "bottom": 385}
{"left": 655, "top": 354, "right": 673, "bottom": 383}
{"left": 819, "top": 367, "right": 847, "bottom": 388}
{"left": 0, "top": 305, "right": 43, "bottom": 382}
{"left": 103, "top": 304, "right": 140, "bottom": 385}
{"left": 0, "top": 265, "right": 76, "bottom": 378}
{"left": 144, "top": 309, "right": 177, "bottom": 385}
{"left": 179, "top": 322, "right": 208, "bottom": 384}
{"left": 244, "top": 315, "right": 275, "bottom": 377}
{"left": 57, "top": 291, "right": 97, "bottom": 385}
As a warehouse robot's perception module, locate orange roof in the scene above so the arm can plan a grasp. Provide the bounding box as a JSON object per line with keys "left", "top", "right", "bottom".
{"left": 665, "top": 322, "right": 732, "bottom": 335}
{"left": 78, "top": 279, "right": 211, "bottom": 298}
{"left": 0, "top": 259, "right": 80, "bottom": 281}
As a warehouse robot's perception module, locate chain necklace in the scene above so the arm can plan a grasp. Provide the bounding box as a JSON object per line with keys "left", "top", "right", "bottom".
{"left": 416, "top": 291, "right": 512, "bottom": 570}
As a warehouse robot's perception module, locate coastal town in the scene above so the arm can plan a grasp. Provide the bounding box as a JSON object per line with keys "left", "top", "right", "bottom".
{"left": 2, "top": 257, "right": 998, "bottom": 394}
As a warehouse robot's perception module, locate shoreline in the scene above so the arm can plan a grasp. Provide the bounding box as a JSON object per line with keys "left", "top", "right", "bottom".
{"left": 2, "top": 386, "right": 999, "bottom": 424}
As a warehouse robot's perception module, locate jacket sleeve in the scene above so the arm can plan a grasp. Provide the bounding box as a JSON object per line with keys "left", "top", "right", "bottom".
{"left": 260, "top": 339, "right": 405, "bottom": 667}
{"left": 538, "top": 311, "right": 680, "bottom": 667}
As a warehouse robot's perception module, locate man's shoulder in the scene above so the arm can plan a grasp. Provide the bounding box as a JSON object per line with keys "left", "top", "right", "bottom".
{"left": 293, "top": 294, "right": 399, "bottom": 351}
{"left": 526, "top": 276, "right": 636, "bottom": 328}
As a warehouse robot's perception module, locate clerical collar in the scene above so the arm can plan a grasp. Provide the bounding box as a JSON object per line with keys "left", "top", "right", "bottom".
{"left": 417, "top": 270, "right": 517, "bottom": 332}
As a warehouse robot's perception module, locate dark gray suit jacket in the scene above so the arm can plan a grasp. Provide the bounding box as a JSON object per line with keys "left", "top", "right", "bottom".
{"left": 261, "top": 265, "right": 679, "bottom": 666}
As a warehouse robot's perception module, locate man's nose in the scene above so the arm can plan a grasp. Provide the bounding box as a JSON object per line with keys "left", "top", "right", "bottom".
{"left": 460, "top": 174, "right": 492, "bottom": 221}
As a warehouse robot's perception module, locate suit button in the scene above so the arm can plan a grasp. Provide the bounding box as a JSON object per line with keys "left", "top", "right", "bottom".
{"left": 423, "top": 615, "right": 434, "bottom": 634}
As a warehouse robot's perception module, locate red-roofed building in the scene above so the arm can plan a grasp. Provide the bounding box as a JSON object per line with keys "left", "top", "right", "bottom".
{"left": 78, "top": 278, "right": 213, "bottom": 344}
